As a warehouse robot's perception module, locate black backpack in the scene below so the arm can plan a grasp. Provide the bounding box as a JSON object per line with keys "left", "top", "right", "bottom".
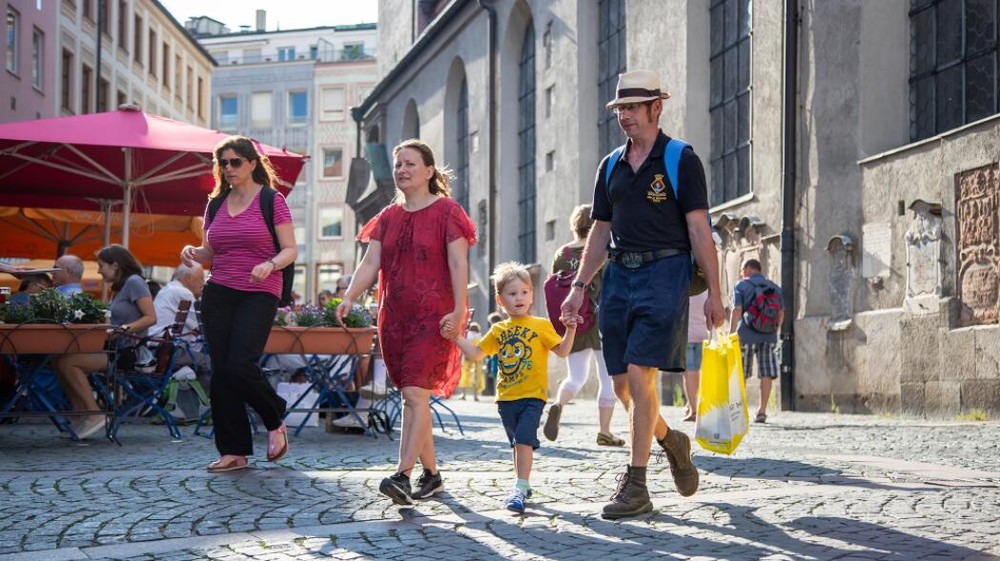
{"left": 207, "top": 187, "right": 295, "bottom": 307}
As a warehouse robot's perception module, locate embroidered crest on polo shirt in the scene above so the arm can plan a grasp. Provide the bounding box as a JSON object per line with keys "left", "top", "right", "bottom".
{"left": 647, "top": 174, "right": 668, "bottom": 203}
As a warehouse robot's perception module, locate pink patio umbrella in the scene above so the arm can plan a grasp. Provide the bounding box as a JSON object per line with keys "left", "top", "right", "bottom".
{"left": 0, "top": 105, "right": 307, "bottom": 246}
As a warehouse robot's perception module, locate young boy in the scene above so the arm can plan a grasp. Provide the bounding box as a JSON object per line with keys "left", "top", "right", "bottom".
{"left": 448, "top": 261, "right": 577, "bottom": 513}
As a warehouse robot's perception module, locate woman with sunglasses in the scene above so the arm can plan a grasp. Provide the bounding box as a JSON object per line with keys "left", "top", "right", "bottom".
{"left": 181, "top": 135, "right": 297, "bottom": 473}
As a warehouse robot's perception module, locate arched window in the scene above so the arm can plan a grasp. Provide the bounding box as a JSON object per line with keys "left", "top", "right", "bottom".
{"left": 518, "top": 26, "right": 537, "bottom": 264}
{"left": 598, "top": 0, "right": 627, "bottom": 155}
{"left": 456, "top": 78, "right": 470, "bottom": 212}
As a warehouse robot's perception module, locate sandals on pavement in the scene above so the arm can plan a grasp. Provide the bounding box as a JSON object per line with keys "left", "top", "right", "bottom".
{"left": 207, "top": 455, "right": 248, "bottom": 473}
{"left": 596, "top": 432, "right": 625, "bottom": 447}
{"left": 755, "top": 412, "right": 767, "bottom": 423}
{"left": 267, "top": 423, "right": 288, "bottom": 462}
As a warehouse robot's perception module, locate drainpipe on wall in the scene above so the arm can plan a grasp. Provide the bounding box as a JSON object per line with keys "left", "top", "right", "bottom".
{"left": 478, "top": 0, "right": 497, "bottom": 312}
{"left": 95, "top": 0, "right": 103, "bottom": 113}
{"left": 780, "top": 0, "right": 799, "bottom": 411}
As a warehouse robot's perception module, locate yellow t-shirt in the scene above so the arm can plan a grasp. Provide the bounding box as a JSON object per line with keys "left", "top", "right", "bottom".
{"left": 477, "top": 315, "right": 561, "bottom": 402}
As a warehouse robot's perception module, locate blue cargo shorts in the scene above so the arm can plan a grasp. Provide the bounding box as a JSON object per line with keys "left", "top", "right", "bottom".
{"left": 600, "top": 254, "right": 691, "bottom": 375}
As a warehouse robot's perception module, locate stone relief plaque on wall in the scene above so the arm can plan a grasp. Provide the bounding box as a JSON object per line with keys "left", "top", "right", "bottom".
{"left": 862, "top": 223, "right": 891, "bottom": 279}
{"left": 826, "top": 235, "right": 855, "bottom": 329}
{"left": 904, "top": 200, "right": 943, "bottom": 315}
{"left": 955, "top": 164, "right": 999, "bottom": 326}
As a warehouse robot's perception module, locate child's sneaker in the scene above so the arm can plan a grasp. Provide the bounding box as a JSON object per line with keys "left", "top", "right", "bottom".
{"left": 506, "top": 488, "right": 527, "bottom": 514}
{"left": 411, "top": 469, "right": 444, "bottom": 499}
{"left": 379, "top": 472, "right": 413, "bottom": 505}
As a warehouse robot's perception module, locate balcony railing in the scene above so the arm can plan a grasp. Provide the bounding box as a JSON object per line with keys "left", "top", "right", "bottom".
{"left": 213, "top": 48, "right": 376, "bottom": 66}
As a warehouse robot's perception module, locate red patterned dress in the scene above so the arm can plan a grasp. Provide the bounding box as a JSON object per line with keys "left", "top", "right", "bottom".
{"left": 358, "top": 197, "right": 477, "bottom": 396}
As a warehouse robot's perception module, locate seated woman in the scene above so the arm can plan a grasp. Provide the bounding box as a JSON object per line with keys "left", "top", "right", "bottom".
{"left": 53, "top": 245, "right": 156, "bottom": 440}
{"left": 8, "top": 273, "right": 53, "bottom": 305}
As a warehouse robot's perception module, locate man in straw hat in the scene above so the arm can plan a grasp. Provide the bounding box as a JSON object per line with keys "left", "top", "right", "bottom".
{"left": 562, "top": 69, "right": 725, "bottom": 519}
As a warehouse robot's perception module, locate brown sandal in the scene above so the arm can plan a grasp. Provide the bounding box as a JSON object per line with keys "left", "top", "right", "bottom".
{"left": 267, "top": 423, "right": 288, "bottom": 462}
{"left": 596, "top": 432, "right": 625, "bottom": 447}
{"left": 207, "top": 455, "right": 248, "bottom": 473}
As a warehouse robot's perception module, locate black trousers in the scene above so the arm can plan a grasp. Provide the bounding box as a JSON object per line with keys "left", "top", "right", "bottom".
{"left": 201, "top": 282, "right": 285, "bottom": 456}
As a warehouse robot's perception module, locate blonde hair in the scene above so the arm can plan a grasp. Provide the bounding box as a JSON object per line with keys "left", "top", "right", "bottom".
{"left": 570, "top": 204, "right": 594, "bottom": 239}
{"left": 392, "top": 139, "right": 453, "bottom": 201}
{"left": 491, "top": 261, "right": 532, "bottom": 294}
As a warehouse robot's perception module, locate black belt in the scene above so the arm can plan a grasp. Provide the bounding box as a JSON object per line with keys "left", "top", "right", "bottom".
{"left": 608, "top": 248, "right": 686, "bottom": 269}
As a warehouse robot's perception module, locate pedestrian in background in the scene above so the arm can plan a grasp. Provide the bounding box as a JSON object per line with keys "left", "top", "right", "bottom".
{"left": 449, "top": 261, "right": 577, "bottom": 514}
{"left": 336, "top": 139, "right": 476, "bottom": 505}
{"left": 182, "top": 135, "right": 297, "bottom": 473}
{"left": 729, "top": 258, "right": 784, "bottom": 423}
{"left": 562, "top": 69, "right": 725, "bottom": 520}
{"left": 543, "top": 204, "right": 623, "bottom": 447}
{"left": 457, "top": 321, "right": 485, "bottom": 400}
{"left": 682, "top": 291, "right": 709, "bottom": 422}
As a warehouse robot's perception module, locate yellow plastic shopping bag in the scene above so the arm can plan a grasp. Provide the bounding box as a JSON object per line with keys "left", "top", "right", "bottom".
{"left": 695, "top": 330, "right": 750, "bottom": 455}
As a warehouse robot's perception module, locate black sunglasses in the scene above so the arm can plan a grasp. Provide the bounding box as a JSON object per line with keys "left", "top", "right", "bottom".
{"left": 217, "top": 157, "right": 245, "bottom": 169}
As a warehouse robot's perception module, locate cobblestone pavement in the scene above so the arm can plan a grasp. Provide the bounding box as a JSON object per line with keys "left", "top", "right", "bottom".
{"left": 0, "top": 398, "right": 998, "bottom": 561}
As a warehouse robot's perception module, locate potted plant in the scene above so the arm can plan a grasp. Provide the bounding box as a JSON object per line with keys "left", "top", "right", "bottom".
{"left": 265, "top": 300, "right": 374, "bottom": 355}
{"left": 0, "top": 289, "right": 109, "bottom": 354}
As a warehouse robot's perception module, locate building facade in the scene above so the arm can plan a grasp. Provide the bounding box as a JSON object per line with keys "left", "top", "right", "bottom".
{"left": 1, "top": 0, "right": 57, "bottom": 122}
{"left": 354, "top": 0, "right": 1000, "bottom": 416}
{"left": 194, "top": 15, "right": 378, "bottom": 302}
{"left": 1, "top": 0, "right": 212, "bottom": 124}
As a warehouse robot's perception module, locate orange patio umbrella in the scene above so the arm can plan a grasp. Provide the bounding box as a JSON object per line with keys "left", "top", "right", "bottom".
{"left": 0, "top": 206, "right": 202, "bottom": 267}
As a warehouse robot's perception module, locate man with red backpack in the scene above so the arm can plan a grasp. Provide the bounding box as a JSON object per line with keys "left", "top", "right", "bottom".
{"left": 730, "top": 259, "right": 784, "bottom": 424}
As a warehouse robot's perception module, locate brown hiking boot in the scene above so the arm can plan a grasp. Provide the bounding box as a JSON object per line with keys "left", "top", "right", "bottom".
{"left": 543, "top": 403, "right": 562, "bottom": 441}
{"left": 658, "top": 429, "right": 699, "bottom": 497}
{"left": 601, "top": 466, "right": 653, "bottom": 520}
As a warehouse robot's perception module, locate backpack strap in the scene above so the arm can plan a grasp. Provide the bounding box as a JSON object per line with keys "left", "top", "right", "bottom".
{"left": 206, "top": 188, "right": 230, "bottom": 224}
{"left": 259, "top": 187, "right": 280, "bottom": 254}
{"left": 604, "top": 145, "right": 627, "bottom": 186}
{"left": 663, "top": 138, "right": 690, "bottom": 200}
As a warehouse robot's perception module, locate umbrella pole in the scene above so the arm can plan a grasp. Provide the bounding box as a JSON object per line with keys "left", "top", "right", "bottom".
{"left": 122, "top": 148, "right": 131, "bottom": 248}
{"left": 101, "top": 200, "right": 111, "bottom": 302}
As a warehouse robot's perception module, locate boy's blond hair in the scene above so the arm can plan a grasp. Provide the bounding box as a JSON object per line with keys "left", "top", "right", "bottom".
{"left": 491, "top": 261, "right": 532, "bottom": 294}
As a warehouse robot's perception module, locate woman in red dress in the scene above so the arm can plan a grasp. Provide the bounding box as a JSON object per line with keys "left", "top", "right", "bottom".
{"left": 336, "top": 139, "right": 476, "bottom": 506}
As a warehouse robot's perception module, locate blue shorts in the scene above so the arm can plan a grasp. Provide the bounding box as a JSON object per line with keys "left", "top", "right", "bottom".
{"left": 685, "top": 342, "right": 703, "bottom": 371}
{"left": 497, "top": 398, "right": 544, "bottom": 449}
{"left": 600, "top": 255, "right": 691, "bottom": 375}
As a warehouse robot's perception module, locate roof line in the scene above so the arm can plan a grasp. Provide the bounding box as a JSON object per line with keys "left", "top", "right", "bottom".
{"left": 150, "top": 0, "right": 218, "bottom": 66}
{"left": 351, "top": 1, "right": 470, "bottom": 123}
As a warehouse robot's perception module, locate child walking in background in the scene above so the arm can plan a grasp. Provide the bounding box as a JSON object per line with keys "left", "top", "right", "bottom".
{"left": 458, "top": 322, "right": 486, "bottom": 400}
{"left": 447, "top": 262, "right": 577, "bottom": 514}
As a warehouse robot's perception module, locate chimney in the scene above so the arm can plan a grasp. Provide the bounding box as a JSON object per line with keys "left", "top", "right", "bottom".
{"left": 256, "top": 9, "right": 266, "bottom": 32}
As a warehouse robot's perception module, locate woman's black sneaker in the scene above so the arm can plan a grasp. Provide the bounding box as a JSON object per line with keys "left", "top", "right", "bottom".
{"left": 379, "top": 472, "right": 413, "bottom": 505}
{"left": 411, "top": 469, "right": 444, "bottom": 499}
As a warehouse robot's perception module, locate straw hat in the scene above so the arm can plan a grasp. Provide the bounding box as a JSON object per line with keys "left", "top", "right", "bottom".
{"left": 606, "top": 70, "right": 671, "bottom": 109}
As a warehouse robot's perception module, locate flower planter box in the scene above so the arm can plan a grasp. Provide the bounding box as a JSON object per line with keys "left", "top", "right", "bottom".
{"left": 264, "top": 326, "right": 375, "bottom": 355}
{"left": 0, "top": 323, "right": 109, "bottom": 354}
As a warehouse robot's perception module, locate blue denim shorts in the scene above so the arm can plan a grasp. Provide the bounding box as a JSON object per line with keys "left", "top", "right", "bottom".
{"left": 600, "top": 255, "right": 691, "bottom": 375}
{"left": 497, "top": 397, "right": 544, "bottom": 449}
{"left": 685, "top": 342, "right": 703, "bottom": 371}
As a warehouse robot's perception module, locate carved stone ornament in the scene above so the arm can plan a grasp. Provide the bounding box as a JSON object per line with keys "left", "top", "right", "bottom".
{"left": 955, "top": 166, "right": 999, "bottom": 326}
{"left": 826, "top": 235, "right": 855, "bottom": 329}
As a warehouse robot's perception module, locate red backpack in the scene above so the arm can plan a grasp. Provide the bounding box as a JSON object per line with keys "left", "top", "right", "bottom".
{"left": 543, "top": 248, "right": 596, "bottom": 337}
{"left": 742, "top": 279, "right": 781, "bottom": 333}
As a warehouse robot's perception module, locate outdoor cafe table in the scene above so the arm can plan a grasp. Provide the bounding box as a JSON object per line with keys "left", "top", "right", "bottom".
{"left": 0, "top": 322, "right": 114, "bottom": 441}
{"left": 258, "top": 325, "right": 385, "bottom": 438}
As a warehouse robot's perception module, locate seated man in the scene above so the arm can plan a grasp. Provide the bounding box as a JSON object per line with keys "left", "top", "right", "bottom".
{"left": 52, "top": 255, "right": 84, "bottom": 296}
{"left": 9, "top": 273, "right": 52, "bottom": 305}
{"left": 150, "top": 263, "right": 207, "bottom": 370}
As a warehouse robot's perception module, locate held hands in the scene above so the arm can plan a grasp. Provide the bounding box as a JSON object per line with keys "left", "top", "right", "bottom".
{"left": 439, "top": 311, "right": 462, "bottom": 341}
{"left": 560, "top": 286, "right": 585, "bottom": 327}
{"left": 560, "top": 314, "right": 579, "bottom": 331}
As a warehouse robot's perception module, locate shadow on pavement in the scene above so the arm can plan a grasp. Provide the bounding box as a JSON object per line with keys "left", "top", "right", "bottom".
{"left": 696, "top": 455, "right": 926, "bottom": 492}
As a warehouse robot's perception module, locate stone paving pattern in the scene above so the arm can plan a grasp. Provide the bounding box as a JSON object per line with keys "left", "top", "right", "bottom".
{"left": 0, "top": 398, "right": 998, "bottom": 560}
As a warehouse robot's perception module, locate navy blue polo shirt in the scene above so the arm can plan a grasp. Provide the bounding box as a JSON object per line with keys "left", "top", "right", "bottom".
{"left": 591, "top": 131, "right": 709, "bottom": 253}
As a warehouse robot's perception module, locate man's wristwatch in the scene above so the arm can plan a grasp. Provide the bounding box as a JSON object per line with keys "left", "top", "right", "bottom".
{"left": 571, "top": 280, "right": 586, "bottom": 289}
